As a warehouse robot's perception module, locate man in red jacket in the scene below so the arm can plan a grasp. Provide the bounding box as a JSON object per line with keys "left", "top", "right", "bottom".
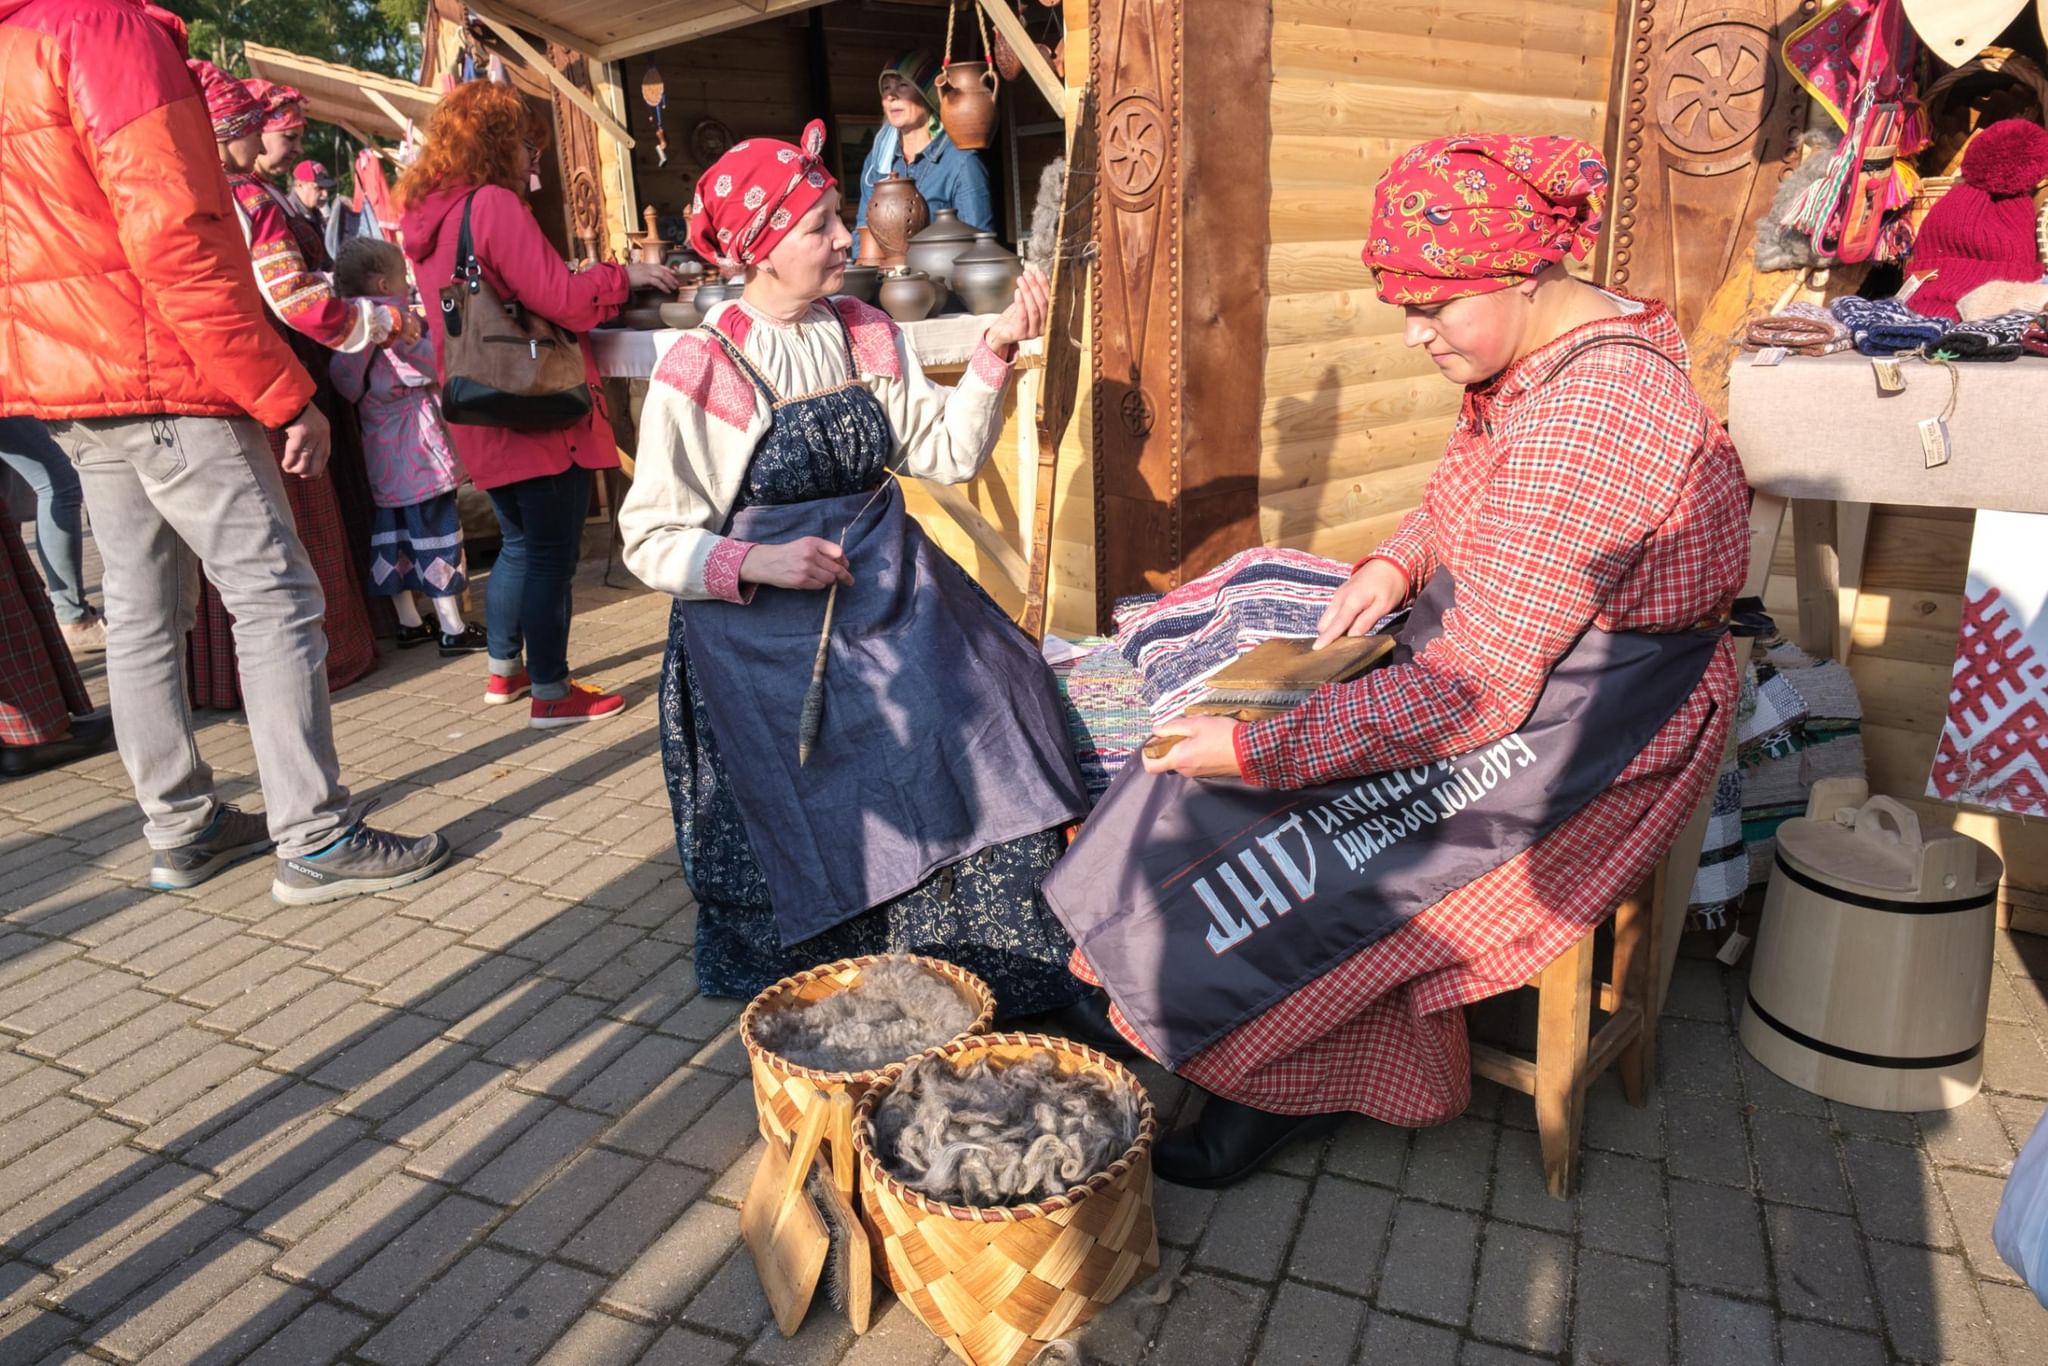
{"left": 0, "top": 0, "right": 449, "bottom": 903}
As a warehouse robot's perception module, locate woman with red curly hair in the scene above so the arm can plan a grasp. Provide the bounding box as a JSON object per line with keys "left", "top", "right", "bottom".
{"left": 399, "top": 81, "right": 677, "bottom": 727}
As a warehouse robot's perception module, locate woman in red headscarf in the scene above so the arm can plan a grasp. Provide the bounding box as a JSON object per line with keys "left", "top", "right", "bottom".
{"left": 1044, "top": 135, "right": 1751, "bottom": 1188}
{"left": 616, "top": 121, "right": 1091, "bottom": 1016}
{"left": 184, "top": 60, "right": 383, "bottom": 706}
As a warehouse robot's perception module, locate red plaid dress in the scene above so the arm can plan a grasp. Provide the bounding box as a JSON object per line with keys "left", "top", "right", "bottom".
{"left": 1, "top": 506, "right": 91, "bottom": 746}
{"left": 1076, "top": 300, "right": 1750, "bottom": 1123}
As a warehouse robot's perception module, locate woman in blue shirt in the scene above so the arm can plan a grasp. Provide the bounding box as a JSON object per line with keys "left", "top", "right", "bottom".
{"left": 854, "top": 50, "right": 995, "bottom": 260}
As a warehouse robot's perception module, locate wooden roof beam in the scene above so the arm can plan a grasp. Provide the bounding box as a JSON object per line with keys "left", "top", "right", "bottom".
{"left": 589, "top": 0, "right": 831, "bottom": 62}
{"left": 465, "top": 0, "right": 638, "bottom": 150}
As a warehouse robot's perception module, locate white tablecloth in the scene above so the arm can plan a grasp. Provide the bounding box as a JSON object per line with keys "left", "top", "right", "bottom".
{"left": 587, "top": 311, "right": 999, "bottom": 380}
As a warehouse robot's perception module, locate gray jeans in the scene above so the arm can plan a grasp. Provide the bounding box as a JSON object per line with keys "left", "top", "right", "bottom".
{"left": 44, "top": 415, "right": 351, "bottom": 856}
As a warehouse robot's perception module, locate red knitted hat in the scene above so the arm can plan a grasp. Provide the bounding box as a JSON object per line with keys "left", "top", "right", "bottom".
{"left": 1908, "top": 119, "right": 2048, "bottom": 320}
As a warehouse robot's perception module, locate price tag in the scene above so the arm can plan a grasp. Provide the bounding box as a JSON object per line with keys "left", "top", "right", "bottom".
{"left": 1715, "top": 930, "right": 1752, "bottom": 966}
{"left": 1751, "top": 346, "right": 1789, "bottom": 367}
{"left": 1871, "top": 357, "right": 1906, "bottom": 393}
{"left": 1919, "top": 415, "right": 1951, "bottom": 468}
{"left": 1897, "top": 271, "right": 1930, "bottom": 304}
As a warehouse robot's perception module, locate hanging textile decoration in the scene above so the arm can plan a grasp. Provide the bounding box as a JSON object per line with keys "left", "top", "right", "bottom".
{"left": 1779, "top": 0, "right": 1929, "bottom": 263}
{"left": 1928, "top": 511, "right": 2048, "bottom": 817}
{"left": 642, "top": 62, "right": 667, "bottom": 167}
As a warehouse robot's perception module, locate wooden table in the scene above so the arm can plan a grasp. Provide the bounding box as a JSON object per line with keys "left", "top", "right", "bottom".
{"left": 1727, "top": 351, "right": 2048, "bottom": 662}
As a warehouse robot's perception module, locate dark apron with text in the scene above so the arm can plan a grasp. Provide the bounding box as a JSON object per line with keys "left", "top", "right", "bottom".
{"left": 1041, "top": 568, "right": 1723, "bottom": 1068}
{"left": 677, "top": 483, "right": 1089, "bottom": 945}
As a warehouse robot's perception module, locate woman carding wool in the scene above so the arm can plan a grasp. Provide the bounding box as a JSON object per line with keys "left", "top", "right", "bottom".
{"left": 186, "top": 62, "right": 392, "bottom": 706}
{"left": 619, "top": 122, "right": 1089, "bottom": 1016}
{"left": 1044, "top": 135, "right": 1750, "bottom": 1188}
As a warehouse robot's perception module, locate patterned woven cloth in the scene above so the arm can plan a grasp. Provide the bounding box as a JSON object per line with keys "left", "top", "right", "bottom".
{"left": 1049, "top": 641, "right": 1151, "bottom": 805}
{"left": 1114, "top": 547, "right": 1356, "bottom": 723}
{"left": 1078, "top": 301, "right": 1749, "bottom": 1122}
{"left": 1829, "top": 294, "right": 1944, "bottom": 355}
{"left": 0, "top": 504, "right": 90, "bottom": 746}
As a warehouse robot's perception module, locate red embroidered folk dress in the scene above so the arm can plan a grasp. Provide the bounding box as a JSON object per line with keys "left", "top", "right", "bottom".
{"left": 1084, "top": 300, "right": 1750, "bottom": 1124}
{"left": 188, "top": 176, "right": 385, "bottom": 708}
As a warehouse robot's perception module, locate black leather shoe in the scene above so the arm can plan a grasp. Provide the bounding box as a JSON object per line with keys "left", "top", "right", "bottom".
{"left": 1152, "top": 1096, "right": 1345, "bottom": 1189}
{"left": 438, "top": 623, "right": 489, "bottom": 656}
{"left": 1038, "top": 992, "right": 1143, "bottom": 1064}
{"left": 394, "top": 624, "right": 435, "bottom": 649}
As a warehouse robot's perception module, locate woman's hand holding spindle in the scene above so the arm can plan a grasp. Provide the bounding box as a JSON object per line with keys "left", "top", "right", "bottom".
{"left": 739, "top": 537, "right": 855, "bottom": 590}
{"left": 984, "top": 265, "right": 1050, "bottom": 353}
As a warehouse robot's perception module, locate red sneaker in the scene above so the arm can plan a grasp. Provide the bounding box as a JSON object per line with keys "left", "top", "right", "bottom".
{"left": 484, "top": 670, "right": 530, "bottom": 706}
{"left": 529, "top": 681, "right": 625, "bottom": 730}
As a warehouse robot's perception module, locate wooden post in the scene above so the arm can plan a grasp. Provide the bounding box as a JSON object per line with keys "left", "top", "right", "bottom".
{"left": 1088, "top": 0, "right": 1270, "bottom": 630}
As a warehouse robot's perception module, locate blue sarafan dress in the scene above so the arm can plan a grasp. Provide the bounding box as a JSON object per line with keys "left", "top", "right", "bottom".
{"left": 629, "top": 299, "right": 1088, "bottom": 1017}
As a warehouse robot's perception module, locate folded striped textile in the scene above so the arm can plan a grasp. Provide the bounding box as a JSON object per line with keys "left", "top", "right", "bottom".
{"left": 1743, "top": 303, "right": 1851, "bottom": 355}
{"left": 1114, "top": 547, "right": 1356, "bottom": 723}
{"left": 1935, "top": 310, "right": 2034, "bottom": 361}
{"left": 1050, "top": 640, "right": 1151, "bottom": 805}
{"left": 1829, "top": 294, "right": 1945, "bottom": 355}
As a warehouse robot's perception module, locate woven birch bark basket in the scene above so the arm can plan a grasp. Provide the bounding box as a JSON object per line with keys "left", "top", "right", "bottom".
{"left": 740, "top": 954, "right": 997, "bottom": 1150}
{"left": 852, "top": 1033, "right": 1161, "bottom": 1366}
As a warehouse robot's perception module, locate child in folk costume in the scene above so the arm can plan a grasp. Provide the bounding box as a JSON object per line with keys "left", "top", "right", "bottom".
{"left": 1043, "top": 135, "right": 1750, "bottom": 1188}
{"left": 330, "top": 240, "right": 483, "bottom": 654}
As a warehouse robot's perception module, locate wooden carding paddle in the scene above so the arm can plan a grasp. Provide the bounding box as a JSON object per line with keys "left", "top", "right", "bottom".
{"left": 820, "top": 1090, "right": 873, "bottom": 1332}
{"left": 1185, "top": 634, "right": 1395, "bottom": 718}
{"left": 740, "top": 1097, "right": 832, "bottom": 1335}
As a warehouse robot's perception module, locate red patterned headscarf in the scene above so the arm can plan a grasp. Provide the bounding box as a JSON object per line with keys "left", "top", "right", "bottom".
{"left": 687, "top": 120, "right": 835, "bottom": 272}
{"left": 188, "top": 59, "right": 263, "bottom": 142}
{"left": 245, "top": 78, "right": 307, "bottom": 132}
{"left": 1363, "top": 135, "right": 1609, "bottom": 305}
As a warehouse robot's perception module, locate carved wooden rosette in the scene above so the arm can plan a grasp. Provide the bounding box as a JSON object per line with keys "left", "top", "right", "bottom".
{"left": 1604, "top": 0, "right": 1817, "bottom": 336}
{"left": 1088, "top": 0, "right": 1270, "bottom": 631}
{"left": 547, "top": 41, "right": 607, "bottom": 261}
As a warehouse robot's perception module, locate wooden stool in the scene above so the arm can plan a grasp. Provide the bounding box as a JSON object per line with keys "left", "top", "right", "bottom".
{"left": 1470, "top": 870, "right": 1662, "bottom": 1199}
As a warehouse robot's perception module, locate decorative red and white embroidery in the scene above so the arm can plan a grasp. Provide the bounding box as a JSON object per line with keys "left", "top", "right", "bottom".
{"left": 1929, "top": 519, "right": 2048, "bottom": 818}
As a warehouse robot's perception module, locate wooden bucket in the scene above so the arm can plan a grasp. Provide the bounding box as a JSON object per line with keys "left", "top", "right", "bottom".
{"left": 740, "top": 954, "right": 996, "bottom": 1151}
{"left": 852, "top": 1034, "right": 1161, "bottom": 1366}
{"left": 1740, "top": 779, "right": 2004, "bottom": 1112}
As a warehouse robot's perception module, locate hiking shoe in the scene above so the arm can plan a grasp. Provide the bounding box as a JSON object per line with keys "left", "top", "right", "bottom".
{"left": 530, "top": 681, "right": 625, "bottom": 730}
{"left": 485, "top": 670, "right": 530, "bottom": 705}
{"left": 60, "top": 613, "right": 107, "bottom": 655}
{"left": 272, "top": 822, "right": 452, "bottom": 905}
{"left": 150, "top": 804, "right": 273, "bottom": 890}
{"left": 395, "top": 623, "right": 436, "bottom": 649}
{"left": 439, "top": 623, "right": 489, "bottom": 656}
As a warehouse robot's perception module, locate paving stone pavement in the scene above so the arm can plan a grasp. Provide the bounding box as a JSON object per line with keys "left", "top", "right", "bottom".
{"left": 1, "top": 555, "right": 2046, "bottom": 1365}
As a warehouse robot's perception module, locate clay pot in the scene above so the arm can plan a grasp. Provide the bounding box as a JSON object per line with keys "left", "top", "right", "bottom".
{"left": 951, "top": 232, "right": 1023, "bottom": 316}
{"left": 629, "top": 205, "right": 667, "bottom": 267}
{"left": 905, "top": 208, "right": 978, "bottom": 290}
{"left": 692, "top": 276, "right": 734, "bottom": 313}
{"left": 993, "top": 29, "right": 1022, "bottom": 81}
{"left": 863, "top": 174, "right": 929, "bottom": 268}
{"left": 878, "top": 270, "right": 940, "bottom": 323}
{"left": 939, "top": 62, "right": 999, "bottom": 151}
{"left": 838, "top": 264, "right": 882, "bottom": 305}
{"left": 659, "top": 296, "right": 703, "bottom": 330}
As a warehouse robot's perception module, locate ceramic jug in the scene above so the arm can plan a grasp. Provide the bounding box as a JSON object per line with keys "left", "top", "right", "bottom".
{"left": 939, "top": 62, "right": 999, "bottom": 151}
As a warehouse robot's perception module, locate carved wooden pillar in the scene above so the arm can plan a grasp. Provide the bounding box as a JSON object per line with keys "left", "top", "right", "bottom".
{"left": 1605, "top": 0, "right": 1817, "bottom": 336}
{"left": 1088, "top": 0, "right": 1270, "bottom": 630}
{"left": 547, "top": 41, "right": 608, "bottom": 261}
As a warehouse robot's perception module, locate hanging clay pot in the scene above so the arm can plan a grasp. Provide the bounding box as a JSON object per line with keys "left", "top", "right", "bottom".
{"left": 863, "top": 174, "right": 930, "bottom": 268}
{"left": 992, "top": 29, "right": 1022, "bottom": 81}
{"left": 905, "top": 208, "right": 979, "bottom": 290}
{"left": 951, "top": 232, "right": 1023, "bottom": 316}
{"left": 939, "top": 61, "right": 999, "bottom": 151}
{"left": 878, "top": 270, "right": 940, "bottom": 323}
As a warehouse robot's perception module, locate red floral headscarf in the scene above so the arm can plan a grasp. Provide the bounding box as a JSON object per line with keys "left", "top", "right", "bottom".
{"left": 188, "top": 59, "right": 263, "bottom": 141}
{"left": 687, "top": 120, "right": 835, "bottom": 272}
{"left": 1363, "top": 135, "right": 1609, "bottom": 305}
{"left": 244, "top": 78, "right": 307, "bottom": 132}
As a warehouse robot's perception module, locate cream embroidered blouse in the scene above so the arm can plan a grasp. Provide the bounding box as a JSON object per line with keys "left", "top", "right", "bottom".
{"left": 619, "top": 297, "right": 1014, "bottom": 601}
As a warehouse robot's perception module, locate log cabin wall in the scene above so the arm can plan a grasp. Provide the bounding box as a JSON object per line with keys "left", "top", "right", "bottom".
{"left": 1259, "top": 0, "right": 1620, "bottom": 566}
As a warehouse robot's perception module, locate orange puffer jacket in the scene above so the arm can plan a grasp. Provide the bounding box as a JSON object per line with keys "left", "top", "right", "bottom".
{"left": 0, "top": 0, "right": 311, "bottom": 427}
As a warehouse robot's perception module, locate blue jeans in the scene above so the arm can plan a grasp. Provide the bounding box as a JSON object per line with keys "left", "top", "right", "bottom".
{"left": 0, "top": 416, "right": 90, "bottom": 623}
{"left": 484, "top": 465, "right": 591, "bottom": 692}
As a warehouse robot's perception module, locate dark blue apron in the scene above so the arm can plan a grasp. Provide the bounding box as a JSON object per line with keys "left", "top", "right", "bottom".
{"left": 1041, "top": 566, "right": 1725, "bottom": 1069}
{"left": 675, "top": 317, "right": 1088, "bottom": 945}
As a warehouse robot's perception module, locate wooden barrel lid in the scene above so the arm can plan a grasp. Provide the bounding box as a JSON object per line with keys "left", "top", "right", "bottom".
{"left": 1777, "top": 781, "right": 2003, "bottom": 905}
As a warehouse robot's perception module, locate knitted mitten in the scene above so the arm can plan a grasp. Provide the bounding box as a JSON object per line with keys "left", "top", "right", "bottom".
{"left": 1936, "top": 309, "right": 2034, "bottom": 360}
{"left": 1829, "top": 295, "right": 1946, "bottom": 355}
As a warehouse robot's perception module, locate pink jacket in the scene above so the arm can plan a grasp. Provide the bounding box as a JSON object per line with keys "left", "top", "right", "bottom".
{"left": 400, "top": 182, "right": 628, "bottom": 490}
